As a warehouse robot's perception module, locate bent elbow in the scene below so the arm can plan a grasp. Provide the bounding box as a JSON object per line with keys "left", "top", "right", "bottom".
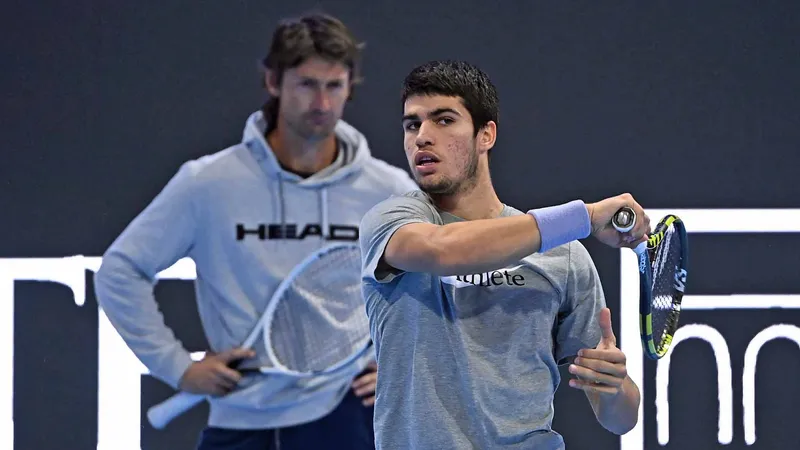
{"left": 93, "top": 251, "right": 145, "bottom": 304}
{"left": 607, "top": 418, "right": 638, "bottom": 436}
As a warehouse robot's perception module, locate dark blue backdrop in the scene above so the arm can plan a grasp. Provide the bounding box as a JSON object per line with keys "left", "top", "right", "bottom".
{"left": 3, "top": 1, "right": 799, "bottom": 449}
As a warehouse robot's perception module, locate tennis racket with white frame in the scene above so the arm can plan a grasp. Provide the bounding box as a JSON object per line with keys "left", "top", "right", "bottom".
{"left": 146, "top": 242, "right": 371, "bottom": 429}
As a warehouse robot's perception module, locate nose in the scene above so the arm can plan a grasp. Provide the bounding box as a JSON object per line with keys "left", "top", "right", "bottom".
{"left": 414, "top": 121, "right": 434, "bottom": 148}
{"left": 312, "top": 89, "right": 331, "bottom": 111}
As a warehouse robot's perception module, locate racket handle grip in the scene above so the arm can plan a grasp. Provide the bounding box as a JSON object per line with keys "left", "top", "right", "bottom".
{"left": 611, "top": 207, "right": 636, "bottom": 233}
{"left": 631, "top": 240, "right": 648, "bottom": 255}
{"left": 613, "top": 207, "right": 648, "bottom": 254}
{"left": 146, "top": 391, "right": 205, "bottom": 429}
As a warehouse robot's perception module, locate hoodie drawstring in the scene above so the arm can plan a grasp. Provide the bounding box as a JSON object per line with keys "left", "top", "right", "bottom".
{"left": 319, "top": 188, "right": 329, "bottom": 239}
{"left": 274, "top": 175, "right": 329, "bottom": 241}
{"left": 277, "top": 176, "right": 286, "bottom": 236}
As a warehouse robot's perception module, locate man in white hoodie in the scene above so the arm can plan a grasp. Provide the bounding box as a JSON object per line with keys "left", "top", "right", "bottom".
{"left": 94, "top": 12, "right": 416, "bottom": 450}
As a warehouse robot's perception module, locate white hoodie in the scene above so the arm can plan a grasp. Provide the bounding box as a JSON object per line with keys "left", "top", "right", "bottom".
{"left": 94, "top": 110, "right": 417, "bottom": 429}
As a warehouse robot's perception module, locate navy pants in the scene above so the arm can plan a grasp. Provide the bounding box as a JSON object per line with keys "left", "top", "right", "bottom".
{"left": 195, "top": 388, "right": 374, "bottom": 450}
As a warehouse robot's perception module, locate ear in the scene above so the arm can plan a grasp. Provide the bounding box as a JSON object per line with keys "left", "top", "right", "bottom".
{"left": 476, "top": 121, "right": 497, "bottom": 155}
{"left": 264, "top": 70, "right": 281, "bottom": 97}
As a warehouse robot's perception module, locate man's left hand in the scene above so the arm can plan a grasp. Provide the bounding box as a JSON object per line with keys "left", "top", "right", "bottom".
{"left": 568, "top": 307, "right": 628, "bottom": 397}
{"left": 351, "top": 361, "right": 377, "bottom": 407}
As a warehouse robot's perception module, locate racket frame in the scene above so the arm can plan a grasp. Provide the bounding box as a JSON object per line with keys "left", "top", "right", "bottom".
{"left": 635, "top": 215, "right": 689, "bottom": 360}
{"left": 258, "top": 243, "right": 372, "bottom": 377}
{"left": 146, "top": 241, "right": 369, "bottom": 429}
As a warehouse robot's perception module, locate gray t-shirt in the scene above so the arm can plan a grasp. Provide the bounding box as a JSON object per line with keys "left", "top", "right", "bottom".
{"left": 359, "top": 191, "right": 606, "bottom": 450}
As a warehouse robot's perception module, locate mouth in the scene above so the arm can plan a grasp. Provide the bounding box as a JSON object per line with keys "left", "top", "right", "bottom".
{"left": 306, "top": 112, "right": 332, "bottom": 125}
{"left": 414, "top": 151, "right": 440, "bottom": 167}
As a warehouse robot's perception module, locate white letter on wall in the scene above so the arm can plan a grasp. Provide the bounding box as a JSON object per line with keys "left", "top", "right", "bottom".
{"left": 656, "top": 324, "right": 733, "bottom": 446}
{"left": 743, "top": 324, "right": 800, "bottom": 446}
{"left": 0, "top": 256, "right": 88, "bottom": 450}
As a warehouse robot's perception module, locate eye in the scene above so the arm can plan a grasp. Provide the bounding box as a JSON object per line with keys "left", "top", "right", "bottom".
{"left": 403, "top": 121, "right": 419, "bottom": 131}
{"left": 300, "top": 79, "right": 317, "bottom": 88}
{"left": 436, "top": 117, "right": 454, "bottom": 125}
{"left": 327, "top": 81, "right": 345, "bottom": 90}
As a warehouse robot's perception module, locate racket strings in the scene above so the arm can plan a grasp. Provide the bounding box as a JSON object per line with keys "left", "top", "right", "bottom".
{"left": 268, "top": 246, "right": 369, "bottom": 373}
{"left": 649, "top": 225, "right": 683, "bottom": 344}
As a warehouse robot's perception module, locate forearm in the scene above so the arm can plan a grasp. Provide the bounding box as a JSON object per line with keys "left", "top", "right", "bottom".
{"left": 95, "top": 251, "right": 193, "bottom": 388}
{"left": 430, "top": 200, "right": 591, "bottom": 276}
{"left": 594, "top": 375, "right": 641, "bottom": 435}
{"left": 381, "top": 199, "right": 592, "bottom": 277}
{"left": 427, "top": 214, "right": 543, "bottom": 276}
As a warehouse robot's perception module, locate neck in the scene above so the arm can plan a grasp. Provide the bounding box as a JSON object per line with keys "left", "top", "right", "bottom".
{"left": 266, "top": 120, "right": 338, "bottom": 176}
{"left": 430, "top": 165, "right": 504, "bottom": 220}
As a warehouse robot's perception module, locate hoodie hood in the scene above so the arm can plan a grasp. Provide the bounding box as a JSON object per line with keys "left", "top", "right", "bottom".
{"left": 240, "top": 109, "right": 373, "bottom": 239}
{"left": 242, "top": 109, "right": 372, "bottom": 187}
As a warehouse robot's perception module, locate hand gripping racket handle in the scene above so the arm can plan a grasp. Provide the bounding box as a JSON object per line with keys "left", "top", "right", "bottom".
{"left": 612, "top": 207, "right": 647, "bottom": 255}
{"left": 147, "top": 309, "right": 266, "bottom": 429}
{"left": 146, "top": 391, "right": 205, "bottom": 429}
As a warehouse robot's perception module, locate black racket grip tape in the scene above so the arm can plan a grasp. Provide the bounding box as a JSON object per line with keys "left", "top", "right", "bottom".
{"left": 229, "top": 356, "right": 261, "bottom": 374}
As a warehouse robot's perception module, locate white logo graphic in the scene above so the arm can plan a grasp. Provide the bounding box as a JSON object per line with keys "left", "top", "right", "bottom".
{"left": 0, "top": 256, "right": 203, "bottom": 450}
{"left": 619, "top": 209, "right": 800, "bottom": 450}
{"left": 440, "top": 264, "right": 525, "bottom": 288}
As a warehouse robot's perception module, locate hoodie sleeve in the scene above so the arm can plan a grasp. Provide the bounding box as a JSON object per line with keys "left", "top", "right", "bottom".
{"left": 94, "top": 161, "right": 200, "bottom": 389}
{"left": 391, "top": 167, "right": 419, "bottom": 195}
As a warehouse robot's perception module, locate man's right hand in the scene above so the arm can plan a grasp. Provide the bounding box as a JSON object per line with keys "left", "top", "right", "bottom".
{"left": 587, "top": 193, "right": 651, "bottom": 249}
{"left": 178, "top": 348, "right": 256, "bottom": 397}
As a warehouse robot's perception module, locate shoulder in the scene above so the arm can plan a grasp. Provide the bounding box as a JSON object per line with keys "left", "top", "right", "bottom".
{"left": 371, "top": 190, "right": 437, "bottom": 214}
{"left": 566, "top": 240, "right": 596, "bottom": 269}
{"left": 175, "top": 144, "right": 256, "bottom": 186}
{"left": 361, "top": 190, "right": 440, "bottom": 227}
{"left": 530, "top": 241, "right": 596, "bottom": 274}
{"left": 562, "top": 241, "right": 603, "bottom": 294}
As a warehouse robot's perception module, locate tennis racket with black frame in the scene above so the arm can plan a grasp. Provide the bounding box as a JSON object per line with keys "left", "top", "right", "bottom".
{"left": 146, "top": 241, "right": 372, "bottom": 429}
{"left": 612, "top": 207, "right": 689, "bottom": 360}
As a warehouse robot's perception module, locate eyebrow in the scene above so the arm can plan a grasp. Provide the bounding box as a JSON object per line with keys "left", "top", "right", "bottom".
{"left": 298, "top": 76, "right": 345, "bottom": 83}
{"left": 402, "top": 107, "right": 462, "bottom": 122}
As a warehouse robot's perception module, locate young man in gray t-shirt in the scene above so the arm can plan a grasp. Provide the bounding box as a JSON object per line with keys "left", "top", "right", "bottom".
{"left": 359, "top": 60, "right": 647, "bottom": 449}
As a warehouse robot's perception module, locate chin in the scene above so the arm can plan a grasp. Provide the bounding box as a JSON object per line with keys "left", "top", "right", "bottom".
{"left": 292, "top": 121, "right": 337, "bottom": 141}
{"left": 418, "top": 179, "right": 457, "bottom": 195}
{"left": 304, "top": 128, "right": 336, "bottom": 141}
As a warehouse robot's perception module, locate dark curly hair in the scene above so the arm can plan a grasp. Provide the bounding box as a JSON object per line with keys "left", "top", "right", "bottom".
{"left": 401, "top": 60, "right": 499, "bottom": 137}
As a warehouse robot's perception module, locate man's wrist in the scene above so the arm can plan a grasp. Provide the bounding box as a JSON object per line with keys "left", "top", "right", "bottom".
{"left": 527, "top": 200, "right": 592, "bottom": 252}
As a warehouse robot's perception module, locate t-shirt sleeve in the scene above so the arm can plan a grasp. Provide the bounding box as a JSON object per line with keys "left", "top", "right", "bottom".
{"left": 553, "top": 241, "right": 607, "bottom": 365}
{"left": 359, "top": 193, "right": 436, "bottom": 284}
